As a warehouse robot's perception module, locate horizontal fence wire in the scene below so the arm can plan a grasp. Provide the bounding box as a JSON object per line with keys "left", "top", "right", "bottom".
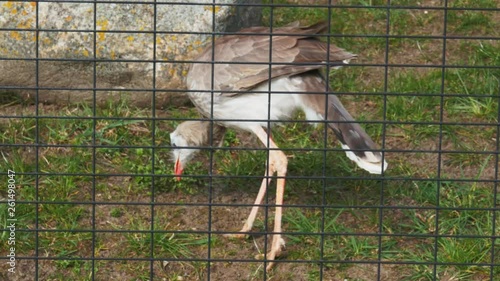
{"left": 0, "top": 0, "right": 499, "bottom": 280}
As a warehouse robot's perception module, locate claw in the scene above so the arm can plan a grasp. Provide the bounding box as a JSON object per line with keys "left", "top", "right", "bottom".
{"left": 255, "top": 237, "right": 286, "bottom": 272}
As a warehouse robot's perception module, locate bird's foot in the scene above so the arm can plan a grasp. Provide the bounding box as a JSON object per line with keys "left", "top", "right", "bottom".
{"left": 223, "top": 223, "right": 252, "bottom": 239}
{"left": 222, "top": 232, "right": 248, "bottom": 239}
{"left": 254, "top": 236, "right": 286, "bottom": 272}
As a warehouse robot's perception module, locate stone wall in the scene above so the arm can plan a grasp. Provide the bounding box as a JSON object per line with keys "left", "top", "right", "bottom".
{"left": 0, "top": 0, "right": 262, "bottom": 108}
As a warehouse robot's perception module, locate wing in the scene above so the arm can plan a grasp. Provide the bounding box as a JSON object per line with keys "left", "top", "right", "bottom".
{"left": 187, "top": 21, "right": 357, "bottom": 94}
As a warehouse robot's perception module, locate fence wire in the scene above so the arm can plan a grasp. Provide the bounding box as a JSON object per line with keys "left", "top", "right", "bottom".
{"left": 0, "top": 1, "right": 499, "bottom": 280}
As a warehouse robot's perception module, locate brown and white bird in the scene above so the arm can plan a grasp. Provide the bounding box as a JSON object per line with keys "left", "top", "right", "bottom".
{"left": 170, "top": 21, "right": 387, "bottom": 271}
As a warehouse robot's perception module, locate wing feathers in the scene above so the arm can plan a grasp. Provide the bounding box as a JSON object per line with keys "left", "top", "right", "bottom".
{"left": 191, "top": 22, "right": 356, "bottom": 92}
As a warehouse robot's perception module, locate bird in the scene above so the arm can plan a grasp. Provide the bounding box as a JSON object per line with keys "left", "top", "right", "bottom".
{"left": 169, "top": 21, "right": 388, "bottom": 271}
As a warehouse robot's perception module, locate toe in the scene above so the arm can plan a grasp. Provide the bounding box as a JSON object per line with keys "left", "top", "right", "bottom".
{"left": 265, "top": 262, "right": 275, "bottom": 272}
{"left": 223, "top": 233, "right": 248, "bottom": 239}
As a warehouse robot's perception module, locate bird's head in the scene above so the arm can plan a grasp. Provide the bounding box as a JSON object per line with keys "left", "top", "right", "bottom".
{"left": 170, "top": 120, "right": 226, "bottom": 181}
{"left": 169, "top": 122, "right": 202, "bottom": 181}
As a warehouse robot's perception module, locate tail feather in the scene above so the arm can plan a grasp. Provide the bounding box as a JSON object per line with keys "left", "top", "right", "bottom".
{"left": 327, "top": 94, "right": 387, "bottom": 174}
{"left": 299, "top": 73, "right": 388, "bottom": 174}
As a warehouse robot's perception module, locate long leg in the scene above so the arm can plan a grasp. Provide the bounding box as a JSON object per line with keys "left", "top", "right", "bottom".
{"left": 222, "top": 126, "right": 287, "bottom": 270}
{"left": 223, "top": 167, "right": 273, "bottom": 238}
{"left": 251, "top": 126, "right": 288, "bottom": 271}
{"left": 223, "top": 127, "right": 276, "bottom": 238}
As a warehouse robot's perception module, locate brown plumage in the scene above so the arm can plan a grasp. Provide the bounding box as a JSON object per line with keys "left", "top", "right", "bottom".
{"left": 174, "top": 121, "right": 226, "bottom": 149}
{"left": 170, "top": 121, "right": 226, "bottom": 179}
{"left": 170, "top": 21, "right": 387, "bottom": 271}
{"left": 188, "top": 21, "right": 355, "bottom": 93}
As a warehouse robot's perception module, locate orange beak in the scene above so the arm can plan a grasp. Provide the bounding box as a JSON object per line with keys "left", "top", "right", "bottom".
{"left": 174, "top": 158, "right": 183, "bottom": 181}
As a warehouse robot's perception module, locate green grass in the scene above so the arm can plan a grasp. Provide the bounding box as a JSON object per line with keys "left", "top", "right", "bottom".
{"left": 0, "top": 99, "right": 213, "bottom": 279}
{"left": 285, "top": 208, "right": 381, "bottom": 262}
{"left": 2, "top": 1, "right": 500, "bottom": 280}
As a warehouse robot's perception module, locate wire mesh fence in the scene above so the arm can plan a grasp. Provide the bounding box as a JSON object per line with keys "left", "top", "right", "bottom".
{"left": 0, "top": 0, "right": 499, "bottom": 280}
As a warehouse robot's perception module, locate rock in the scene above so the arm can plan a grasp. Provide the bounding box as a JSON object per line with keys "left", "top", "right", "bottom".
{"left": 0, "top": 0, "right": 262, "bottom": 108}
